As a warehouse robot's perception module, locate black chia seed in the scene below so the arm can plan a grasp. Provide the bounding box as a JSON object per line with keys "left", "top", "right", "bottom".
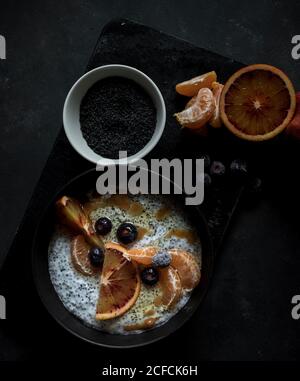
{"left": 80, "top": 76, "right": 157, "bottom": 159}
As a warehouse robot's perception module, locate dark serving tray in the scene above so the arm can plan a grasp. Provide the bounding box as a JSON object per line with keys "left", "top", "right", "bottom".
{"left": 1, "top": 19, "right": 245, "bottom": 270}
{"left": 1, "top": 19, "right": 300, "bottom": 361}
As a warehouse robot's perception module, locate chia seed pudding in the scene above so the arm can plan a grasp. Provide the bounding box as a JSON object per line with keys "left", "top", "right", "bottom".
{"left": 48, "top": 194, "right": 202, "bottom": 334}
{"left": 80, "top": 76, "right": 157, "bottom": 159}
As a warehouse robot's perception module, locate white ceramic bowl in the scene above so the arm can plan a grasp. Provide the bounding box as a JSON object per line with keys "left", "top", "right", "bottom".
{"left": 63, "top": 64, "right": 166, "bottom": 166}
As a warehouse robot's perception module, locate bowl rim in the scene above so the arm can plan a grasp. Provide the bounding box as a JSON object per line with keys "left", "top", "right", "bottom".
{"left": 63, "top": 64, "right": 166, "bottom": 166}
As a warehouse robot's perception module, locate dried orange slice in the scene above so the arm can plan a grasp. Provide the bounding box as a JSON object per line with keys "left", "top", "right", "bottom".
{"left": 96, "top": 242, "right": 141, "bottom": 320}
{"left": 71, "top": 235, "right": 98, "bottom": 276}
{"left": 175, "top": 88, "right": 215, "bottom": 130}
{"left": 176, "top": 71, "right": 217, "bottom": 97}
{"left": 169, "top": 249, "right": 201, "bottom": 291}
{"left": 220, "top": 64, "right": 296, "bottom": 141}
{"left": 210, "top": 81, "right": 224, "bottom": 128}
{"left": 56, "top": 196, "right": 105, "bottom": 250}
{"left": 126, "top": 246, "right": 159, "bottom": 265}
{"left": 158, "top": 266, "right": 182, "bottom": 309}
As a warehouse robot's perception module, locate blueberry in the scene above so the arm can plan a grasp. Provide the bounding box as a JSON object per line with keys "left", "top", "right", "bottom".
{"left": 200, "top": 154, "right": 211, "bottom": 171}
{"left": 152, "top": 251, "right": 171, "bottom": 268}
{"left": 246, "top": 176, "right": 262, "bottom": 195}
{"left": 141, "top": 267, "right": 159, "bottom": 286}
{"left": 196, "top": 172, "right": 211, "bottom": 190}
{"left": 89, "top": 247, "right": 104, "bottom": 267}
{"left": 117, "top": 222, "right": 138, "bottom": 244}
{"left": 95, "top": 217, "right": 112, "bottom": 235}
{"left": 210, "top": 161, "right": 226, "bottom": 178}
{"left": 230, "top": 159, "right": 248, "bottom": 180}
{"left": 204, "top": 173, "right": 212, "bottom": 188}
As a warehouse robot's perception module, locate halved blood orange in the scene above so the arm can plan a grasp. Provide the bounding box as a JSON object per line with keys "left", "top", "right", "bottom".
{"left": 126, "top": 246, "right": 159, "bottom": 265}
{"left": 158, "top": 266, "right": 182, "bottom": 309}
{"left": 96, "top": 242, "right": 141, "bottom": 320}
{"left": 71, "top": 235, "right": 98, "bottom": 276}
{"left": 176, "top": 71, "right": 217, "bottom": 97}
{"left": 169, "top": 249, "right": 201, "bottom": 291}
{"left": 174, "top": 87, "right": 215, "bottom": 130}
{"left": 220, "top": 64, "right": 296, "bottom": 141}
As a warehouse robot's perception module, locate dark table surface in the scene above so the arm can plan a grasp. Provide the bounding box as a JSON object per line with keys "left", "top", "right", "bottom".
{"left": 0, "top": 0, "right": 300, "bottom": 362}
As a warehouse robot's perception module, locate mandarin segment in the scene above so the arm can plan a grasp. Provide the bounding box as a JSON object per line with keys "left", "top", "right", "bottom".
{"left": 175, "top": 87, "right": 215, "bottom": 130}
{"left": 169, "top": 249, "right": 201, "bottom": 291}
{"left": 210, "top": 81, "right": 224, "bottom": 128}
{"left": 71, "top": 235, "right": 98, "bottom": 276}
{"left": 176, "top": 71, "right": 217, "bottom": 96}
{"left": 126, "top": 246, "right": 159, "bottom": 265}
{"left": 184, "top": 95, "right": 210, "bottom": 135}
{"left": 185, "top": 95, "right": 197, "bottom": 109}
{"left": 158, "top": 266, "right": 182, "bottom": 309}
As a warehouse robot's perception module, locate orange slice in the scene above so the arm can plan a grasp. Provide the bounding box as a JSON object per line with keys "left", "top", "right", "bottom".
{"left": 220, "top": 64, "right": 296, "bottom": 141}
{"left": 176, "top": 71, "right": 217, "bottom": 97}
{"left": 96, "top": 242, "right": 141, "bottom": 320}
{"left": 126, "top": 246, "right": 159, "bottom": 265}
{"left": 210, "top": 81, "right": 224, "bottom": 128}
{"left": 175, "top": 88, "right": 215, "bottom": 130}
{"left": 158, "top": 266, "right": 182, "bottom": 309}
{"left": 71, "top": 235, "right": 98, "bottom": 276}
{"left": 169, "top": 249, "right": 201, "bottom": 291}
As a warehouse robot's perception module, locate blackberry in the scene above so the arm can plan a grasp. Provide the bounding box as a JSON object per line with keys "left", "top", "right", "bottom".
{"left": 210, "top": 161, "right": 226, "bottom": 179}
{"left": 230, "top": 159, "right": 248, "bottom": 180}
{"left": 200, "top": 154, "right": 211, "bottom": 171}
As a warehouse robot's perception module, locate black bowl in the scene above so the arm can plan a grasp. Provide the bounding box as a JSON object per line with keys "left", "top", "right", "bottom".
{"left": 32, "top": 169, "right": 214, "bottom": 348}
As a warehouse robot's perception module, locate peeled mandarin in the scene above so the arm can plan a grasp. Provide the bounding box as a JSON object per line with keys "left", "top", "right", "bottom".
{"left": 174, "top": 87, "right": 215, "bottom": 130}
